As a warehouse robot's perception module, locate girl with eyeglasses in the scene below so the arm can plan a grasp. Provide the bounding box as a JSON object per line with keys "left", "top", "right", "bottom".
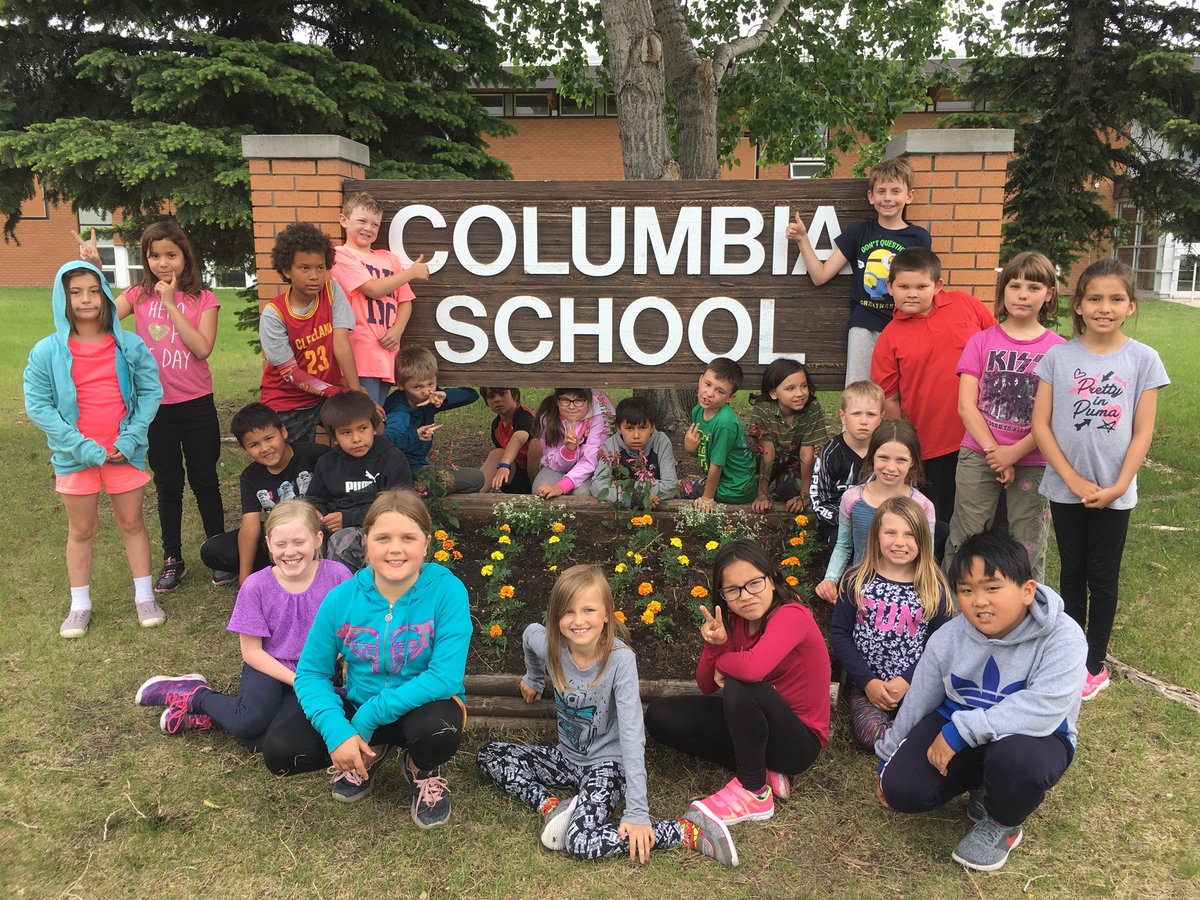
{"left": 528, "top": 387, "right": 615, "bottom": 499}
{"left": 645, "top": 539, "right": 831, "bottom": 827}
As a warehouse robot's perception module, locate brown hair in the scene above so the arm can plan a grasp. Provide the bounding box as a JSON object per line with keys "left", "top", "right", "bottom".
{"left": 845, "top": 496, "right": 951, "bottom": 619}
{"left": 860, "top": 419, "right": 925, "bottom": 488}
{"left": 887, "top": 247, "right": 942, "bottom": 284}
{"left": 533, "top": 388, "right": 592, "bottom": 447}
{"left": 361, "top": 489, "right": 432, "bottom": 539}
{"left": 396, "top": 346, "right": 439, "bottom": 385}
{"left": 1071, "top": 258, "right": 1137, "bottom": 336}
{"left": 545, "top": 565, "right": 630, "bottom": 693}
{"left": 995, "top": 251, "right": 1059, "bottom": 322}
{"left": 868, "top": 157, "right": 916, "bottom": 192}
{"left": 138, "top": 221, "right": 201, "bottom": 296}
{"left": 61, "top": 267, "right": 113, "bottom": 334}
{"left": 704, "top": 357, "right": 744, "bottom": 391}
{"left": 342, "top": 191, "right": 383, "bottom": 217}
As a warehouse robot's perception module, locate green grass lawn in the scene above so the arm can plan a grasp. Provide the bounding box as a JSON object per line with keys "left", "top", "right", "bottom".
{"left": 1, "top": 289, "right": 1197, "bottom": 897}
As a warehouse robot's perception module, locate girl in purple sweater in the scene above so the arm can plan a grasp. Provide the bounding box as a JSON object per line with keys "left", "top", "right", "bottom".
{"left": 528, "top": 388, "right": 615, "bottom": 498}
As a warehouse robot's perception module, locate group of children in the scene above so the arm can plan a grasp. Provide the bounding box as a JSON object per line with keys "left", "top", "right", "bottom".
{"left": 22, "top": 165, "right": 1169, "bottom": 873}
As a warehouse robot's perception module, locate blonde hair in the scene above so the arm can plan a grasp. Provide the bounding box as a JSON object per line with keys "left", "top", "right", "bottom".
{"left": 361, "top": 488, "right": 432, "bottom": 538}
{"left": 868, "top": 157, "right": 915, "bottom": 191}
{"left": 342, "top": 191, "right": 382, "bottom": 217}
{"left": 845, "top": 496, "right": 951, "bottom": 620}
{"left": 264, "top": 500, "right": 324, "bottom": 559}
{"left": 995, "top": 251, "right": 1059, "bottom": 322}
{"left": 545, "top": 565, "right": 631, "bottom": 693}
{"left": 396, "top": 346, "right": 439, "bottom": 385}
{"left": 840, "top": 380, "right": 885, "bottom": 412}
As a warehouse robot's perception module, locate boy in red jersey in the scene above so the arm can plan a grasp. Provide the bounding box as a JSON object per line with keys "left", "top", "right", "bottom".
{"left": 260, "top": 223, "right": 365, "bottom": 443}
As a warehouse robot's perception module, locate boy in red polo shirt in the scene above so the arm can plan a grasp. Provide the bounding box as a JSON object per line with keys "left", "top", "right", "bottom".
{"left": 870, "top": 248, "right": 996, "bottom": 534}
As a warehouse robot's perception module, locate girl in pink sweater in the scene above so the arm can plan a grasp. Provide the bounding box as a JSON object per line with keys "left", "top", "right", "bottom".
{"left": 528, "top": 388, "right": 615, "bottom": 498}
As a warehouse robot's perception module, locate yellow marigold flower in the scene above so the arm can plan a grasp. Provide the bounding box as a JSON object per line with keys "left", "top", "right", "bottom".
{"left": 794, "top": 514, "right": 809, "bottom": 527}
{"left": 615, "top": 563, "right": 627, "bottom": 573}
{"left": 548, "top": 565, "right": 558, "bottom": 572}
{"left": 488, "top": 624, "right": 502, "bottom": 638}
{"left": 497, "top": 535, "right": 511, "bottom": 544}
{"left": 481, "top": 564, "right": 494, "bottom": 577}
{"left": 499, "top": 584, "right": 515, "bottom": 599}
{"left": 433, "top": 550, "right": 449, "bottom": 562}
{"left": 633, "top": 553, "right": 643, "bottom": 565}
{"left": 670, "top": 536, "right": 683, "bottom": 548}
{"left": 647, "top": 600, "right": 662, "bottom": 614}
{"left": 433, "top": 530, "right": 448, "bottom": 541}
{"left": 705, "top": 540, "right": 719, "bottom": 551}
{"left": 491, "top": 550, "right": 505, "bottom": 560}
{"left": 452, "top": 550, "right": 463, "bottom": 560}
{"left": 781, "top": 556, "right": 800, "bottom": 566}
{"left": 641, "top": 610, "right": 655, "bottom": 625}
{"left": 691, "top": 585, "right": 709, "bottom": 599}
{"left": 789, "top": 535, "right": 803, "bottom": 546}
{"left": 552, "top": 521, "right": 566, "bottom": 533}
{"left": 442, "top": 539, "right": 454, "bottom": 551}
{"left": 626, "top": 550, "right": 634, "bottom": 557}
{"left": 548, "top": 535, "right": 561, "bottom": 544}
{"left": 785, "top": 575, "right": 799, "bottom": 586}
{"left": 499, "top": 523, "right": 511, "bottom": 533}
{"left": 676, "top": 554, "right": 690, "bottom": 566}
{"left": 614, "top": 610, "right": 626, "bottom": 623}
{"left": 637, "top": 582, "right": 653, "bottom": 596}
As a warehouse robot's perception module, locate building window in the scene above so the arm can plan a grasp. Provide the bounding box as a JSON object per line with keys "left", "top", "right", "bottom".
{"left": 514, "top": 93, "right": 550, "bottom": 117}
{"left": 78, "top": 208, "right": 143, "bottom": 286}
{"left": 789, "top": 158, "right": 825, "bottom": 179}
{"left": 603, "top": 94, "right": 619, "bottom": 117}
{"left": 1114, "top": 201, "right": 1161, "bottom": 293}
{"left": 1177, "top": 252, "right": 1200, "bottom": 293}
{"left": 476, "top": 93, "right": 505, "bottom": 117}
{"left": 559, "top": 94, "right": 597, "bottom": 116}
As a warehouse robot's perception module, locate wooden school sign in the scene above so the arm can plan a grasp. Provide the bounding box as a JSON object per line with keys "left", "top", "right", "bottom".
{"left": 345, "top": 179, "right": 873, "bottom": 387}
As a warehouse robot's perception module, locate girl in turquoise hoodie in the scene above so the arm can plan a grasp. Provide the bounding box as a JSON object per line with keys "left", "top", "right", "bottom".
{"left": 23, "top": 261, "right": 163, "bottom": 639}
{"left": 272, "top": 488, "right": 471, "bottom": 830}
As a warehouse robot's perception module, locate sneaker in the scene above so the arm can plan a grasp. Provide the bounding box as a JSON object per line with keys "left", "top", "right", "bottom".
{"left": 210, "top": 569, "right": 237, "bottom": 586}
{"left": 135, "top": 673, "right": 208, "bottom": 707}
{"left": 328, "top": 744, "right": 393, "bottom": 803}
{"left": 403, "top": 751, "right": 452, "bottom": 828}
{"left": 159, "top": 689, "right": 212, "bottom": 735}
{"left": 679, "top": 807, "right": 739, "bottom": 867}
{"left": 951, "top": 817, "right": 1024, "bottom": 872}
{"left": 966, "top": 787, "right": 987, "bottom": 823}
{"left": 154, "top": 557, "right": 186, "bottom": 593}
{"left": 1081, "top": 667, "right": 1110, "bottom": 701}
{"left": 764, "top": 769, "right": 791, "bottom": 802}
{"left": 691, "top": 777, "right": 774, "bottom": 825}
{"left": 540, "top": 795, "right": 578, "bottom": 850}
{"left": 59, "top": 609, "right": 91, "bottom": 639}
{"left": 135, "top": 600, "right": 167, "bottom": 628}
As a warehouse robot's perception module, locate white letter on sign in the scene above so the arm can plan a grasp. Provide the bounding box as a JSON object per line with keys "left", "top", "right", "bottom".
{"left": 710, "top": 207, "right": 765, "bottom": 276}
{"left": 572, "top": 207, "right": 625, "bottom": 276}
{"left": 688, "top": 297, "right": 753, "bottom": 362}
{"left": 560, "top": 297, "right": 614, "bottom": 363}
{"left": 619, "top": 297, "right": 683, "bottom": 366}
{"left": 454, "top": 205, "right": 516, "bottom": 276}
{"left": 435, "top": 296, "right": 488, "bottom": 364}
{"left": 756, "top": 299, "right": 804, "bottom": 365}
{"left": 522, "top": 207, "right": 568, "bottom": 275}
{"left": 389, "top": 205, "right": 447, "bottom": 275}
{"left": 632, "top": 207, "right": 702, "bottom": 275}
{"left": 495, "top": 296, "right": 554, "bottom": 365}
{"left": 793, "top": 206, "right": 850, "bottom": 276}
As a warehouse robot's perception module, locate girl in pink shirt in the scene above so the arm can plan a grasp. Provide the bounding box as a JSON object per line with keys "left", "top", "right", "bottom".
{"left": 528, "top": 388, "right": 615, "bottom": 498}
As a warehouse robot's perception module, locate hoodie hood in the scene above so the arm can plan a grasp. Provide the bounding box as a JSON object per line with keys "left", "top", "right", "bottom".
{"left": 52, "top": 260, "right": 119, "bottom": 338}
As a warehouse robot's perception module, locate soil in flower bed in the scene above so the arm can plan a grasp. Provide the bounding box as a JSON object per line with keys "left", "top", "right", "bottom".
{"left": 435, "top": 502, "right": 830, "bottom": 682}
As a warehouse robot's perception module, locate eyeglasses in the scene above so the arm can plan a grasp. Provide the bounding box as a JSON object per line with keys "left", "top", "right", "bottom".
{"left": 557, "top": 396, "right": 588, "bottom": 407}
{"left": 719, "top": 576, "right": 768, "bottom": 602}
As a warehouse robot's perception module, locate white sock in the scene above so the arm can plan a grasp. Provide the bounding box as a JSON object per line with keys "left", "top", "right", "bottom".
{"left": 70, "top": 585, "right": 92, "bottom": 612}
{"left": 133, "top": 576, "right": 154, "bottom": 604}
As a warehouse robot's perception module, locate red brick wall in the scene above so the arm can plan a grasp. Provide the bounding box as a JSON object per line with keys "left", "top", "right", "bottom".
{"left": 0, "top": 187, "right": 81, "bottom": 287}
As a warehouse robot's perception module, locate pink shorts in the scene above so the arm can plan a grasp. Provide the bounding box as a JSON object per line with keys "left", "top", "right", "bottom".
{"left": 55, "top": 463, "right": 151, "bottom": 496}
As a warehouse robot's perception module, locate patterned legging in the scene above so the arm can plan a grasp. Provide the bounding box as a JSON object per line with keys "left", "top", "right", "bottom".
{"left": 848, "top": 684, "right": 896, "bottom": 750}
{"left": 476, "top": 741, "right": 682, "bottom": 860}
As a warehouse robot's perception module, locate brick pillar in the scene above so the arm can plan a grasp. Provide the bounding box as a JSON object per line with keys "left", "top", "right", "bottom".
{"left": 887, "top": 128, "right": 1014, "bottom": 304}
{"left": 241, "top": 134, "right": 370, "bottom": 303}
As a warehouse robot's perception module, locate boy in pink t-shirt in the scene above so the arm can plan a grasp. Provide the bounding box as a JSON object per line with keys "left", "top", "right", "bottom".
{"left": 331, "top": 191, "right": 430, "bottom": 405}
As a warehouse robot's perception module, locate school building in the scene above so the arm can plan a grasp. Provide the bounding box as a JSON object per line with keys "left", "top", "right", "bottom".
{"left": 2, "top": 71, "right": 1195, "bottom": 298}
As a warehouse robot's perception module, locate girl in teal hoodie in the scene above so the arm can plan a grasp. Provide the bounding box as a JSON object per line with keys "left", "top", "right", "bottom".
{"left": 23, "top": 261, "right": 163, "bottom": 638}
{"left": 274, "top": 488, "right": 471, "bottom": 829}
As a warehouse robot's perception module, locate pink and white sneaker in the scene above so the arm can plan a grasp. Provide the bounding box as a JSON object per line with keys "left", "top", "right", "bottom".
{"left": 692, "top": 777, "right": 774, "bottom": 825}
{"left": 764, "top": 769, "right": 791, "bottom": 802}
{"left": 1081, "top": 667, "right": 1110, "bottom": 701}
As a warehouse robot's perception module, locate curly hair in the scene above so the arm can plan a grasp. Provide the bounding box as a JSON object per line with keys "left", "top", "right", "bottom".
{"left": 271, "top": 223, "right": 334, "bottom": 278}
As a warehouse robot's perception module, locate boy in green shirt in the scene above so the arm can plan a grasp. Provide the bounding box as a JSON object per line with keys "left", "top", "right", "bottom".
{"left": 682, "top": 358, "right": 758, "bottom": 508}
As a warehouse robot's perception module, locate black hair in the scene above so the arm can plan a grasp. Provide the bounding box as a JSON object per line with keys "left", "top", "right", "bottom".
{"left": 711, "top": 538, "right": 797, "bottom": 629}
{"left": 533, "top": 388, "right": 591, "bottom": 447}
{"left": 888, "top": 247, "right": 942, "bottom": 284}
{"left": 614, "top": 396, "right": 654, "bottom": 428}
{"left": 946, "top": 528, "right": 1034, "bottom": 589}
{"left": 271, "top": 222, "right": 334, "bottom": 277}
{"left": 231, "top": 402, "right": 285, "bottom": 442}
{"left": 705, "top": 357, "right": 744, "bottom": 391}
{"left": 480, "top": 386, "right": 521, "bottom": 403}
{"left": 320, "top": 390, "right": 381, "bottom": 430}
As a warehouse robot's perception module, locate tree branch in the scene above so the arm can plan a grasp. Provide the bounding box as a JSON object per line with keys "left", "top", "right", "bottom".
{"left": 712, "top": 0, "right": 794, "bottom": 86}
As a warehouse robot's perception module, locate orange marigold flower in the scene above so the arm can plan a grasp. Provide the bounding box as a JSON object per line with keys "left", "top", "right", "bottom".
{"left": 433, "top": 550, "right": 449, "bottom": 562}
{"left": 442, "top": 539, "right": 454, "bottom": 551}
{"left": 794, "top": 514, "right": 809, "bottom": 527}
{"left": 641, "top": 610, "right": 655, "bottom": 625}
{"left": 637, "top": 582, "right": 653, "bottom": 596}
{"left": 789, "top": 535, "right": 803, "bottom": 546}
{"left": 499, "top": 523, "right": 511, "bottom": 533}
{"left": 785, "top": 575, "right": 799, "bottom": 586}
{"left": 646, "top": 600, "right": 662, "bottom": 614}
{"left": 614, "top": 610, "right": 626, "bottom": 623}
{"left": 433, "top": 530, "right": 448, "bottom": 541}
{"left": 690, "top": 586, "right": 709, "bottom": 598}
{"left": 498, "top": 584, "right": 515, "bottom": 600}
{"left": 552, "top": 521, "right": 566, "bottom": 533}
{"left": 781, "top": 556, "right": 800, "bottom": 566}
{"left": 488, "top": 624, "right": 503, "bottom": 638}
{"left": 452, "top": 550, "right": 463, "bottom": 560}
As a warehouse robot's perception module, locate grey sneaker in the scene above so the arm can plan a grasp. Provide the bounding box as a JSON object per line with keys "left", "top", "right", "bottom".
{"left": 328, "top": 744, "right": 392, "bottom": 803}
{"left": 966, "top": 787, "right": 987, "bottom": 823}
{"left": 404, "top": 751, "right": 451, "bottom": 828}
{"left": 951, "top": 817, "right": 1024, "bottom": 871}
{"left": 679, "top": 807, "right": 739, "bottom": 867}
{"left": 210, "top": 569, "right": 237, "bottom": 586}
{"left": 540, "top": 795, "right": 578, "bottom": 850}
{"left": 60, "top": 609, "right": 91, "bottom": 639}
{"left": 135, "top": 600, "right": 167, "bottom": 628}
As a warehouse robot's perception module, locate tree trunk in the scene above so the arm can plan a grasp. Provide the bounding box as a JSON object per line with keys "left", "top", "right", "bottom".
{"left": 633, "top": 387, "right": 696, "bottom": 452}
{"left": 652, "top": 0, "right": 720, "bottom": 179}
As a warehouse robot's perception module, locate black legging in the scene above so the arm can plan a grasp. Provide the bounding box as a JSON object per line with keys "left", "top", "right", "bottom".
{"left": 261, "top": 696, "right": 465, "bottom": 777}
{"left": 644, "top": 676, "right": 821, "bottom": 793}
{"left": 147, "top": 394, "right": 226, "bottom": 559}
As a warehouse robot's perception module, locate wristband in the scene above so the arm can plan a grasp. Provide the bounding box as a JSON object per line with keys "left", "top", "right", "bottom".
{"left": 497, "top": 462, "right": 512, "bottom": 470}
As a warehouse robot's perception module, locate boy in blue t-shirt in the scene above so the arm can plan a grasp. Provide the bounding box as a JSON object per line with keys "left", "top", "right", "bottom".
{"left": 787, "top": 157, "right": 932, "bottom": 385}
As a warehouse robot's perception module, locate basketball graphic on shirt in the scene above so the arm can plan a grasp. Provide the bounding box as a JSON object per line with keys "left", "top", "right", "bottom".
{"left": 863, "top": 249, "right": 895, "bottom": 298}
